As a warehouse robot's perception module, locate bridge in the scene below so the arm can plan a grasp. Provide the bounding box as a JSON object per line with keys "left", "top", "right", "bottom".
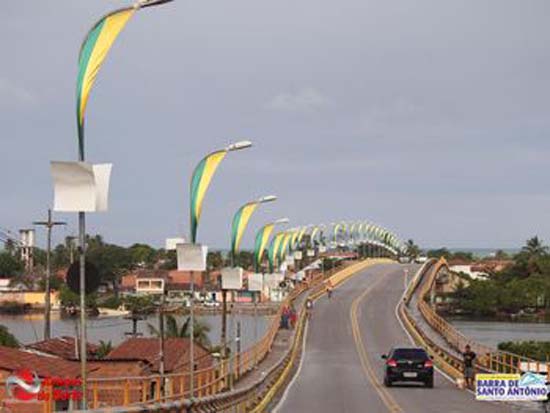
{"left": 18, "top": 256, "right": 542, "bottom": 413}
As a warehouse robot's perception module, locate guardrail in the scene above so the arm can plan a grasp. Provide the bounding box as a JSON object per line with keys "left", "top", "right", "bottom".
{"left": 74, "top": 258, "right": 390, "bottom": 413}
{"left": 400, "top": 258, "right": 550, "bottom": 381}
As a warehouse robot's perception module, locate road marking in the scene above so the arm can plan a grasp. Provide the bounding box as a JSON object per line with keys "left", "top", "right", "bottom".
{"left": 394, "top": 263, "right": 458, "bottom": 387}
{"left": 350, "top": 269, "right": 404, "bottom": 413}
{"left": 272, "top": 319, "right": 310, "bottom": 413}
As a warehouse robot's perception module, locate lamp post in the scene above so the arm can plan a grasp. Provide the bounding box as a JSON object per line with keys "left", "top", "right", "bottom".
{"left": 223, "top": 195, "right": 277, "bottom": 378}
{"left": 188, "top": 140, "right": 252, "bottom": 396}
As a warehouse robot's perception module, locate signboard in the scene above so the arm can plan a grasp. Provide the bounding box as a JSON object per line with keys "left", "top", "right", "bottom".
{"left": 475, "top": 373, "right": 548, "bottom": 401}
{"left": 177, "top": 243, "right": 207, "bottom": 271}
{"left": 221, "top": 267, "right": 243, "bottom": 290}
{"left": 165, "top": 238, "right": 185, "bottom": 251}
{"left": 294, "top": 251, "right": 303, "bottom": 260}
{"left": 51, "top": 161, "right": 112, "bottom": 212}
{"left": 264, "top": 273, "right": 284, "bottom": 288}
{"left": 319, "top": 245, "right": 327, "bottom": 253}
{"left": 248, "top": 273, "right": 263, "bottom": 292}
{"left": 307, "top": 249, "right": 315, "bottom": 257}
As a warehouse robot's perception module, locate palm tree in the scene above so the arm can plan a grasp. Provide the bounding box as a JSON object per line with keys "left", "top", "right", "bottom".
{"left": 405, "top": 239, "right": 421, "bottom": 259}
{"left": 96, "top": 340, "right": 113, "bottom": 359}
{"left": 148, "top": 315, "right": 211, "bottom": 349}
{"left": 521, "top": 236, "right": 548, "bottom": 258}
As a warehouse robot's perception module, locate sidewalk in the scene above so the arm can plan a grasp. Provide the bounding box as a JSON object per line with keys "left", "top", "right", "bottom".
{"left": 406, "top": 265, "right": 463, "bottom": 359}
{"left": 232, "top": 292, "right": 308, "bottom": 391}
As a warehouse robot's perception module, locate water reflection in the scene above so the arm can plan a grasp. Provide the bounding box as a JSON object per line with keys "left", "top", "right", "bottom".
{"left": 0, "top": 312, "right": 271, "bottom": 350}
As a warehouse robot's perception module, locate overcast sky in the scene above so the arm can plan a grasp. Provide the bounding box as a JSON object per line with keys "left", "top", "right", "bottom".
{"left": 1, "top": 0, "right": 549, "bottom": 250}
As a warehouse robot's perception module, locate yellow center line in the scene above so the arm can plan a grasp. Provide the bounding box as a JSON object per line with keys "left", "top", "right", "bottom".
{"left": 350, "top": 270, "right": 404, "bottom": 413}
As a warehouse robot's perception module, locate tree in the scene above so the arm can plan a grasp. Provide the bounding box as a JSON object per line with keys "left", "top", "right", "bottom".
{"left": 96, "top": 340, "right": 113, "bottom": 359}
{"left": 521, "top": 236, "right": 548, "bottom": 258}
{"left": 0, "top": 325, "right": 19, "bottom": 348}
{"left": 207, "top": 251, "right": 224, "bottom": 271}
{"left": 427, "top": 248, "right": 451, "bottom": 259}
{"left": 405, "top": 239, "right": 421, "bottom": 259}
{"left": 0, "top": 252, "right": 24, "bottom": 277}
{"left": 128, "top": 243, "right": 157, "bottom": 268}
{"left": 148, "top": 315, "right": 212, "bottom": 349}
{"left": 236, "top": 251, "right": 254, "bottom": 270}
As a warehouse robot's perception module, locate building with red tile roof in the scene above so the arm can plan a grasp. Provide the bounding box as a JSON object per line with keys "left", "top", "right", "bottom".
{"left": 106, "top": 337, "right": 213, "bottom": 373}
{"left": 26, "top": 336, "right": 99, "bottom": 360}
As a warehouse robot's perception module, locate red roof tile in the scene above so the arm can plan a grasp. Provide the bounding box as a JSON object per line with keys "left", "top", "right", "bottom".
{"left": 0, "top": 346, "right": 81, "bottom": 378}
{"left": 26, "top": 336, "right": 98, "bottom": 360}
{"left": 106, "top": 338, "right": 211, "bottom": 373}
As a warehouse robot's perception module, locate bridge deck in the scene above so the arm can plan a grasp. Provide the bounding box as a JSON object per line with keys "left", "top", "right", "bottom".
{"left": 275, "top": 263, "right": 527, "bottom": 413}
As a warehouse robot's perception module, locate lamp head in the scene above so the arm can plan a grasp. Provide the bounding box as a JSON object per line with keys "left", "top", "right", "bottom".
{"left": 259, "top": 195, "right": 277, "bottom": 204}
{"left": 274, "top": 218, "right": 290, "bottom": 225}
{"left": 227, "top": 140, "right": 253, "bottom": 152}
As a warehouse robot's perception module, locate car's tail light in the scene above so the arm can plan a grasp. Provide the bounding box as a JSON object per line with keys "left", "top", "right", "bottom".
{"left": 387, "top": 359, "right": 397, "bottom": 367}
{"left": 424, "top": 360, "right": 433, "bottom": 368}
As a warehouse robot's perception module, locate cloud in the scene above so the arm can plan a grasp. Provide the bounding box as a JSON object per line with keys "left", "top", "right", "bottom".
{"left": 0, "top": 77, "right": 37, "bottom": 105}
{"left": 265, "top": 87, "right": 331, "bottom": 113}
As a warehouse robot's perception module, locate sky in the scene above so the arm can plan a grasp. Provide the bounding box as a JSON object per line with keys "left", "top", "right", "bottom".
{"left": 1, "top": 0, "right": 550, "bottom": 250}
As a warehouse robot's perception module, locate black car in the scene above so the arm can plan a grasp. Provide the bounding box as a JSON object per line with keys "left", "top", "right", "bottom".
{"left": 382, "top": 347, "right": 434, "bottom": 388}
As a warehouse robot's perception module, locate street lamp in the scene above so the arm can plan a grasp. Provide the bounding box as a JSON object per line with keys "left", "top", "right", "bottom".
{"left": 73, "top": 1, "right": 172, "bottom": 405}
{"left": 187, "top": 140, "right": 252, "bottom": 396}
{"left": 223, "top": 195, "right": 277, "bottom": 368}
{"left": 253, "top": 218, "right": 289, "bottom": 273}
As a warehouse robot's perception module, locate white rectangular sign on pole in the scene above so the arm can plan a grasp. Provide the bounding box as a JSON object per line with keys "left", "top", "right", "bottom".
{"left": 177, "top": 243, "right": 208, "bottom": 271}
{"left": 221, "top": 267, "right": 243, "bottom": 290}
{"left": 307, "top": 249, "right": 315, "bottom": 257}
{"left": 248, "top": 273, "right": 263, "bottom": 292}
{"left": 264, "top": 273, "right": 284, "bottom": 288}
{"left": 51, "top": 161, "right": 112, "bottom": 212}
{"left": 319, "top": 245, "right": 327, "bottom": 253}
{"left": 294, "top": 251, "right": 303, "bottom": 260}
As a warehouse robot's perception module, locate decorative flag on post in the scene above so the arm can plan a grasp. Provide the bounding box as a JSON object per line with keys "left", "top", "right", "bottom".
{"left": 76, "top": 0, "right": 173, "bottom": 159}
{"left": 268, "top": 232, "right": 285, "bottom": 273}
{"left": 254, "top": 223, "right": 275, "bottom": 269}
{"left": 231, "top": 202, "right": 260, "bottom": 257}
{"left": 189, "top": 150, "right": 228, "bottom": 243}
{"left": 310, "top": 226, "right": 320, "bottom": 246}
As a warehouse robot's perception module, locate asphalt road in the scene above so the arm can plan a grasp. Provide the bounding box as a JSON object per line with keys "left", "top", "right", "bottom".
{"left": 275, "top": 263, "right": 526, "bottom": 413}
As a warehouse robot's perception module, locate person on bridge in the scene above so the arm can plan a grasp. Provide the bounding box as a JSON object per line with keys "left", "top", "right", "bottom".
{"left": 325, "top": 280, "right": 333, "bottom": 299}
{"left": 462, "top": 344, "right": 477, "bottom": 390}
{"left": 305, "top": 298, "right": 313, "bottom": 319}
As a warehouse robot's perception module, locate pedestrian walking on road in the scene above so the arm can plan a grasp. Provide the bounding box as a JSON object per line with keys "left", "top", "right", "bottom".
{"left": 305, "top": 298, "right": 313, "bottom": 319}
{"left": 462, "top": 344, "right": 477, "bottom": 390}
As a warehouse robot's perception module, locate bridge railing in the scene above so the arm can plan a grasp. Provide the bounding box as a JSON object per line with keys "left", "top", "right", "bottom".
{"left": 76, "top": 258, "right": 386, "bottom": 413}
{"left": 407, "top": 258, "right": 550, "bottom": 378}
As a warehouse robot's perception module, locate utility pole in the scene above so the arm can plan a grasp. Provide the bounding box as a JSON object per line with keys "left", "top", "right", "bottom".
{"left": 34, "top": 209, "right": 66, "bottom": 340}
{"left": 158, "top": 287, "right": 166, "bottom": 398}
{"left": 66, "top": 236, "right": 76, "bottom": 264}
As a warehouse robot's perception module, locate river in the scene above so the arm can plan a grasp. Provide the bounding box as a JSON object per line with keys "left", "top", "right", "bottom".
{"left": 0, "top": 312, "right": 272, "bottom": 351}
{"left": 451, "top": 319, "right": 550, "bottom": 348}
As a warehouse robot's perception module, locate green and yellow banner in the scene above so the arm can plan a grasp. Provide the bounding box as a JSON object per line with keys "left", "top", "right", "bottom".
{"left": 76, "top": 0, "right": 172, "bottom": 159}
{"left": 268, "top": 232, "right": 285, "bottom": 272}
{"left": 190, "top": 150, "right": 228, "bottom": 242}
{"left": 254, "top": 223, "right": 275, "bottom": 270}
{"left": 231, "top": 201, "right": 260, "bottom": 256}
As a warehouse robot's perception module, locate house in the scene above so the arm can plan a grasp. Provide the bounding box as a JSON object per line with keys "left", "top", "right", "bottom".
{"left": 0, "top": 345, "right": 82, "bottom": 413}
{"left": 121, "top": 270, "right": 208, "bottom": 295}
{"left": 26, "top": 336, "right": 99, "bottom": 360}
{"left": 107, "top": 337, "right": 213, "bottom": 374}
